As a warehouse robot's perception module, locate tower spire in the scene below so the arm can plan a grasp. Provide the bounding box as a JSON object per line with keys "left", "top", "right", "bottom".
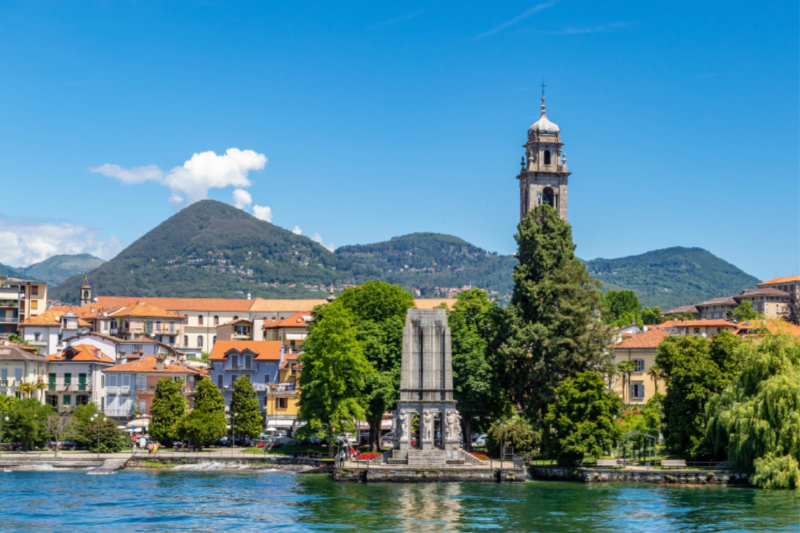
{"left": 540, "top": 80, "right": 547, "bottom": 116}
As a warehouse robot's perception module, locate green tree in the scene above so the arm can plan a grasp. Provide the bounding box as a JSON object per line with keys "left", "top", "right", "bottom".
{"left": 315, "top": 280, "right": 414, "bottom": 451}
{"left": 6, "top": 399, "right": 51, "bottom": 451}
{"left": 604, "top": 290, "right": 642, "bottom": 324}
{"left": 485, "top": 417, "right": 540, "bottom": 458}
{"left": 150, "top": 377, "right": 186, "bottom": 444}
{"left": 656, "top": 333, "right": 741, "bottom": 458}
{"left": 647, "top": 363, "right": 663, "bottom": 395}
{"left": 297, "top": 304, "right": 372, "bottom": 455}
{"left": 231, "top": 376, "right": 263, "bottom": 440}
{"left": 177, "top": 377, "right": 226, "bottom": 448}
{"left": 733, "top": 300, "right": 759, "bottom": 321}
{"left": 642, "top": 307, "right": 662, "bottom": 325}
{"left": 496, "top": 205, "right": 612, "bottom": 429}
{"left": 544, "top": 371, "right": 623, "bottom": 466}
{"left": 706, "top": 334, "right": 800, "bottom": 489}
{"left": 449, "top": 288, "right": 510, "bottom": 449}
{"left": 71, "top": 404, "right": 125, "bottom": 453}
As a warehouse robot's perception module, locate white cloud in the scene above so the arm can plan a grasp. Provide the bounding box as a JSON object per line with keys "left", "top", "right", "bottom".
{"left": 252, "top": 205, "right": 273, "bottom": 222}
{"left": 232, "top": 188, "right": 252, "bottom": 209}
{"left": 91, "top": 148, "right": 268, "bottom": 209}
{"left": 473, "top": 1, "right": 560, "bottom": 40}
{"left": 292, "top": 226, "right": 302, "bottom": 235}
{"left": 0, "top": 217, "right": 124, "bottom": 268}
{"left": 88, "top": 163, "right": 163, "bottom": 184}
{"left": 312, "top": 233, "right": 336, "bottom": 252}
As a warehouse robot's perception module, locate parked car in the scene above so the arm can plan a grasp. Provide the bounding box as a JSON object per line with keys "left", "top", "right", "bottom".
{"left": 47, "top": 441, "right": 77, "bottom": 451}
{"left": 381, "top": 431, "right": 397, "bottom": 447}
{"left": 337, "top": 433, "right": 357, "bottom": 444}
{"left": 233, "top": 436, "right": 252, "bottom": 447}
{"left": 215, "top": 437, "right": 232, "bottom": 447}
{"left": 473, "top": 434, "right": 488, "bottom": 446}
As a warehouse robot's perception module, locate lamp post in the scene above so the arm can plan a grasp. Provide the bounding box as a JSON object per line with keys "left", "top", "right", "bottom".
{"left": 91, "top": 413, "right": 106, "bottom": 458}
{"left": 0, "top": 415, "right": 7, "bottom": 457}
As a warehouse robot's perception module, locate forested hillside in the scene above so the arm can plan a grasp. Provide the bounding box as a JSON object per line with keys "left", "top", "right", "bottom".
{"left": 21, "top": 254, "right": 106, "bottom": 285}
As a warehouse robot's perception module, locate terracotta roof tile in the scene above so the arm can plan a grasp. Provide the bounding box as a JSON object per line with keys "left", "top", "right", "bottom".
{"left": 209, "top": 340, "right": 282, "bottom": 361}
{"left": 658, "top": 319, "right": 738, "bottom": 328}
{"left": 414, "top": 299, "right": 457, "bottom": 310}
{"left": 249, "top": 299, "right": 327, "bottom": 313}
{"left": 0, "top": 342, "right": 47, "bottom": 362}
{"left": 97, "top": 296, "right": 254, "bottom": 313}
{"left": 758, "top": 276, "right": 800, "bottom": 286}
{"left": 105, "top": 354, "right": 202, "bottom": 374}
{"left": 615, "top": 328, "right": 674, "bottom": 349}
{"left": 109, "top": 303, "right": 186, "bottom": 319}
{"left": 264, "top": 312, "right": 311, "bottom": 329}
{"left": 46, "top": 344, "right": 115, "bottom": 364}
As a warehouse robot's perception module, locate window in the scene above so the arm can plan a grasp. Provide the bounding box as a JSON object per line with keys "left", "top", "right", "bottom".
{"left": 0, "top": 369, "right": 7, "bottom": 385}
{"left": 264, "top": 374, "right": 270, "bottom": 385}
{"left": 34, "top": 332, "right": 41, "bottom": 341}
{"left": 231, "top": 375, "right": 238, "bottom": 387}
{"left": 31, "top": 300, "right": 38, "bottom": 310}
{"left": 101, "top": 374, "right": 105, "bottom": 388}
{"left": 630, "top": 383, "right": 645, "bottom": 400}
{"left": 31, "top": 286, "right": 39, "bottom": 296}
{"left": 63, "top": 395, "right": 71, "bottom": 406}
{"left": 156, "top": 321, "right": 161, "bottom": 331}
{"left": 133, "top": 344, "right": 142, "bottom": 353}
{"left": 244, "top": 355, "right": 251, "bottom": 370}
{"left": 77, "top": 395, "right": 89, "bottom": 406}
{"left": 214, "top": 316, "right": 219, "bottom": 326}
{"left": 213, "top": 335, "right": 217, "bottom": 346}
{"left": 632, "top": 359, "right": 645, "bottom": 373}
{"left": 197, "top": 335, "right": 204, "bottom": 348}
{"left": 47, "top": 395, "right": 57, "bottom": 407}
{"left": 170, "top": 336, "right": 175, "bottom": 345}
{"left": 544, "top": 150, "right": 551, "bottom": 165}
{"left": 693, "top": 328, "right": 700, "bottom": 334}
{"left": 183, "top": 335, "right": 188, "bottom": 347}
{"left": 138, "top": 401, "right": 146, "bottom": 413}
{"left": 14, "top": 368, "right": 22, "bottom": 382}
{"left": 137, "top": 375, "right": 147, "bottom": 391}
{"left": 64, "top": 373, "right": 72, "bottom": 385}
{"left": 231, "top": 354, "right": 239, "bottom": 369}
{"left": 218, "top": 375, "right": 224, "bottom": 389}
{"left": 198, "top": 315, "right": 204, "bottom": 325}
{"left": 542, "top": 187, "right": 554, "bottom": 207}
{"left": 101, "top": 397, "right": 105, "bottom": 412}
{"left": 276, "top": 397, "right": 288, "bottom": 410}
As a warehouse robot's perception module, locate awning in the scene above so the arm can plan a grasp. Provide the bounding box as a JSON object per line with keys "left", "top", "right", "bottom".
{"left": 357, "top": 420, "right": 394, "bottom": 431}
{"left": 286, "top": 333, "right": 306, "bottom": 341}
{"left": 126, "top": 418, "right": 151, "bottom": 429}
{"left": 266, "top": 419, "right": 295, "bottom": 428}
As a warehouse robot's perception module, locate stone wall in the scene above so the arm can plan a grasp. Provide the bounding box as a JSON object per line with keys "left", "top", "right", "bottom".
{"left": 530, "top": 466, "right": 750, "bottom": 486}
{"left": 335, "top": 467, "right": 524, "bottom": 483}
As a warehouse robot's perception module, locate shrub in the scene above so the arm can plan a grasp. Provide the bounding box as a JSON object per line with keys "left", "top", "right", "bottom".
{"left": 486, "top": 417, "right": 540, "bottom": 457}
{"left": 356, "top": 452, "right": 381, "bottom": 460}
{"left": 468, "top": 452, "right": 489, "bottom": 461}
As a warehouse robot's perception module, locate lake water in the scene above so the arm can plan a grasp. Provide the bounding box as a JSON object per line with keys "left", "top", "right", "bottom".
{"left": 2, "top": 468, "right": 798, "bottom": 532}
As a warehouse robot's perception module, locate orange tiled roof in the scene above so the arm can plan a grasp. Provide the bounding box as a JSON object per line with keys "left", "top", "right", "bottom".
{"left": 19, "top": 307, "right": 91, "bottom": 327}
{"left": 209, "top": 340, "right": 282, "bottom": 361}
{"left": 738, "top": 319, "right": 800, "bottom": 337}
{"left": 249, "top": 299, "right": 327, "bottom": 313}
{"left": 104, "top": 354, "right": 202, "bottom": 374}
{"left": 109, "top": 303, "right": 185, "bottom": 319}
{"left": 46, "top": 344, "right": 115, "bottom": 364}
{"left": 264, "top": 311, "right": 311, "bottom": 329}
{"left": 414, "top": 299, "right": 457, "bottom": 310}
{"left": 615, "top": 328, "right": 674, "bottom": 349}
{"left": 97, "top": 296, "right": 254, "bottom": 313}
{"left": 758, "top": 276, "right": 800, "bottom": 286}
{"left": 658, "top": 319, "right": 738, "bottom": 328}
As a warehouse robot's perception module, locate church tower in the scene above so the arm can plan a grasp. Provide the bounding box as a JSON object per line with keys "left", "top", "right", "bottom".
{"left": 79, "top": 273, "right": 92, "bottom": 307}
{"left": 518, "top": 92, "right": 570, "bottom": 221}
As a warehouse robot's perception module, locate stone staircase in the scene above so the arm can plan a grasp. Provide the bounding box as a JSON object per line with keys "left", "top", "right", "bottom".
{"left": 406, "top": 450, "right": 465, "bottom": 467}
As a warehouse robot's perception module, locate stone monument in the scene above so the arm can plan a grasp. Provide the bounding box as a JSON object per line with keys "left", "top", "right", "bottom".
{"left": 390, "top": 308, "right": 463, "bottom": 465}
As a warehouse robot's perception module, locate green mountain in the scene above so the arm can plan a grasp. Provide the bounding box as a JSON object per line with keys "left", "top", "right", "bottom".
{"left": 0, "top": 263, "right": 24, "bottom": 278}
{"left": 21, "top": 254, "right": 106, "bottom": 285}
{"left": 584, "top": 247, "right": 761, "bottom": 310}
{"left": 49, "top": 200, "right": 761, "bottom": 311}
{"left": 51, "top": 200, "right": 377, "bottom": 303}
{"left": 335, "top": 233, "right": 516, "bottom": 298}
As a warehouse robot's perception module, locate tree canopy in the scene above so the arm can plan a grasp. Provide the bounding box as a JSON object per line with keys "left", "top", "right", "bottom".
{"left": 706, "top": 334, "right": 800, "bottom": 489}
{"left": 604, "top": 290, "right": 642, "bottom": 326}
{"left": 297, "top": 304, "right": 372, "bottom": 453}
{"left": 71, "top": 403, "right": 125, "bottom": 453}
{"left": 495, "top": 205, "right": 612, "bottom": 426}
{"left": 177, "top": 377, "right": 226, "bottom": 447}
{"left": 544, "top": 371, "right": 623, "bottom": 466}
{"left": 150, "top": 377, "right": 186, "bottom": 444}
{"left": 231, "top": 376, "right": 263, "bottom": 439}
{"left": 733, "top": 300, "right": 759, "bottom": 321}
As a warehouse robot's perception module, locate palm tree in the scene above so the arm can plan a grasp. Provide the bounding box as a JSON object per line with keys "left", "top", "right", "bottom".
{"left": 647, "top": 364, "right": 662, "bottom": 395}
{"left": 17, "top": 382, "right": 35, "bottom": 399}
{"left": 617, "top": 361, "right": 638, "bottom": 405}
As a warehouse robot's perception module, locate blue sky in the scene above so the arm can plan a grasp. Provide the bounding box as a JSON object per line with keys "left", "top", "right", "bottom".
{"left": 0, "top": 0, "right": 797, "bottom": 282}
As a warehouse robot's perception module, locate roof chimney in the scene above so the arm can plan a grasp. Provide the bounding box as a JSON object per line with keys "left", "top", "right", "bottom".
{"left": 157, "top": 354, "right": 165, "bottom": 371}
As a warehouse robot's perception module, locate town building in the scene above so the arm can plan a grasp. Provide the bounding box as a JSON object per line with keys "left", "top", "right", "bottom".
{"left": 18, "top": 307, "right": 92, "bottom": 356}
{"left": 517, "top": 92, "right": 570, "bottom": 221}
{"left": 208, "top": 340, "right": 300, "bottom": 430}
{"left": 263, "top": 312, "right": 311, "bottom": 355}
{"left": 103, "top": 353, "right": 204, "bottom": 419}
{"left": 612, "top": 328, "right": 674, "bottom": 404}
{"left": 658, "top": 319, "right": 740, "bottom": 337}
{"left": 757, "top": 275, "right": 800, "bottom": 296}
{"left": 44, "top": 344, "right": 115, "bottom": 411}
{"left": 93, "top": 303, "right": 187, "bottom": 349}
{"left": 0, "top": 340, "right": 48, "bottom": 401}
{"left": 671, "top": 285, "right": 791, "bottom": 321}
{"left": 215, "top": 319, "right": 255, "bottom": 342}
{"left": 0, "top": 276, "right": 47, "bottom": 338}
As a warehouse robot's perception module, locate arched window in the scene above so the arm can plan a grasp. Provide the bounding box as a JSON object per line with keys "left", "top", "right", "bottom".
{"left": 544, "top": 150, "right": 551, "bottom": 165}
{"left": 213, "top": 315, "right": 219, "bottom": 325}
{"left": 198, "top": 315, "right": 204, "bottom": 326}
{"left": 197, "top": 335, "right": 204, "bottom": 348}
{"left": 183, "top": 335, "right": 188, "bottom": 347}
{"left": 542, "top": 187, "right": 554, "bottom": 207}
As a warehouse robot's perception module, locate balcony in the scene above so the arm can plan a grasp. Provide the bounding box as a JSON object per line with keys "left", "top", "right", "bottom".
{"left": 51, "top": 381, "right": 92, "bottom": 392}
{"left": 0, "top": 317, "right": 19, "bottom": 324}
{"left": 106, "top": 385, "right": 131, "bottom": 395}
{"left": 105, "top": 408, "right": 134, "bottom": 417}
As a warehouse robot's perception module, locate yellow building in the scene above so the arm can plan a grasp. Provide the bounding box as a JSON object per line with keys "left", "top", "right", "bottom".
{"left": 612, "top": 328, "right": 673, "bottom": 404}
{"left": 263, "top": 356, "right": 302, "bottom": 430}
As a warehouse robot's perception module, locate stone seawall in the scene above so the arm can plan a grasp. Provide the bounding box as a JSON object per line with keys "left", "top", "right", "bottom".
{"left": 126, "top": 456, "right": 335, "bottom": 473}
{"left": 335, "top": 467, "right": 524, "bottom": 483}
{"left": 530, "top": 466, "right": 750, "bottom": 486}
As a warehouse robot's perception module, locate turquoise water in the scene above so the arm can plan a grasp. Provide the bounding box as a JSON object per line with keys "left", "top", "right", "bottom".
{"left": 2, "top": 469, "right": 798, "bottom": 532}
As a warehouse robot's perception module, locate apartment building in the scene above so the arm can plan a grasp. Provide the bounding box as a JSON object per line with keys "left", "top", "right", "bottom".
{"left": 0, "top": 276, "right": 47, "bottom": 338}
{"left": 0, "top": 340, "right": 48, "bottom": 401}
{"left": 44, "top": 344, "right": 115, "bottom": 411}
{"left": 612, "top": 328, "right": 673, "bottom": 404}
{"left": 263, "top": 312, "right": 311, "bottom": 355}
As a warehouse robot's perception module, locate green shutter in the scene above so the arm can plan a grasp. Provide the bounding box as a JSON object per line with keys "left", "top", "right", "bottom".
{"left": 63, "top": 395, "right": 71, "bottom": 406}
{"left": 64, "top": 373, "right": 71, "bottom": 385}
{"left": 48, "top": 373, "right": 56, "bottom": 391}
{"left": 78, "top": 374, "right": 87, "bottom": 391}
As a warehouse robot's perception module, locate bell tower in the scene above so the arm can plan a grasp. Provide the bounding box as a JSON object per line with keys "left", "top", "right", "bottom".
{"left": 79, "top": 273, "right": 92, "bottom": 307}
{"left": 518, "top": 89, "right": 570, "bottom": 221}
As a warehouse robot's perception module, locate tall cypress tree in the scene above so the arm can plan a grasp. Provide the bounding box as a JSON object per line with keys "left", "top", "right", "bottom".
{"left": 177, "top": 377, "right": 226, "bottom": 448}
{"left": 495, "top": 205, "right": 612, "bottom": 426}
{"left": 231, "top": 376, "right": 263, "bottom": 440}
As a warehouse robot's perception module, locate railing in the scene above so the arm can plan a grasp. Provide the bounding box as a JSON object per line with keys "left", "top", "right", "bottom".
{"left": 53, "top": 382, "right": 92, "bottom": 392}
{"left": 107, "top": 386, "right": 119, "bottom": 395}
{"left": 28, "top": 340, "right": 48, "bottom": 347}
{"left": 0, "top": 317, "right": 18, "bottom": 324}
{"left": 105, "top": 408, "right": 134, "bottom": 417}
